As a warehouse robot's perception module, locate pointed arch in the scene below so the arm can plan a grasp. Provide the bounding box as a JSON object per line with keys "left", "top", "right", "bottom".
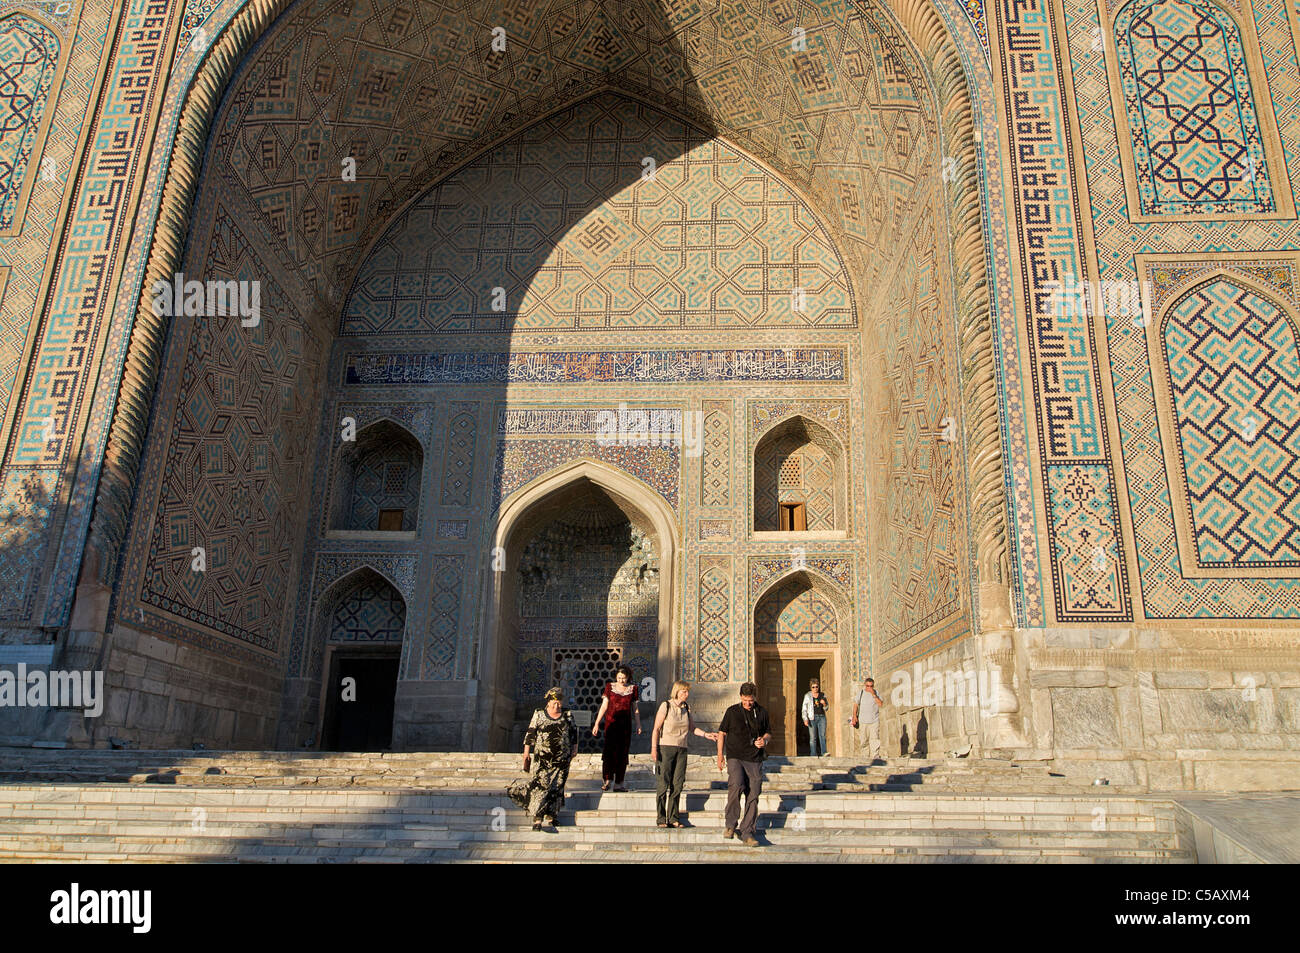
{"left": 1107, "top": 0, "right": 1292, "bottom": 220}
{"left": 326, "top": 418, "right": 424, "bottom": 533}
{"left": 0, "top": 10, "right": 63, "bottom": 237}
{"left": 753, "top": 414, "right": 847, "bottom": 533}
{"left": 477, "top": 458, "right": 679, "bottom": 749}
{"left": 1147, "top": 270, "right": 1300, "bottom": 575}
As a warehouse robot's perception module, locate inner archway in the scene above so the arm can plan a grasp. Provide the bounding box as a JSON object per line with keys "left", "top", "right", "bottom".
{"left": 482, "top": 461, "right": 678, "bottom": 750}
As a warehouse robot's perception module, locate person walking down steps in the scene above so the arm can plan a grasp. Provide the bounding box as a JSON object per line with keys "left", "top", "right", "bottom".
{"left": 852, "top": 677, "right": 885, "bottom": 764}
{"left": 592, "top": 665, "right": 641, "bottom": 791}
{"left": 716, "top": 682, "right": 772, "bottom": 848}
{"left": 509, "top": 687, "right": 579, "bottom": 831}
{"left": 650, "top": 680, "right": 718, "bottom": 829}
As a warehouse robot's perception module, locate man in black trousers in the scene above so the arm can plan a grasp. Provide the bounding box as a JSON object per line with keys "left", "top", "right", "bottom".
{"left": 716, "top": 682, "right": 772, "bottom": 847}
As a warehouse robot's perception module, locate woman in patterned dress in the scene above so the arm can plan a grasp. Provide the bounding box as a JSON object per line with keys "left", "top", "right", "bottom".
{"left": 508, "top": 687, "right": 579, "bottom": 831}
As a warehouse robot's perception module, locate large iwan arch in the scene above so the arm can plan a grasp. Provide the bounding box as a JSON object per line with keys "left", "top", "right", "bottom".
{"left": 36, "top": 0, "right": 1012, "bottom": 755}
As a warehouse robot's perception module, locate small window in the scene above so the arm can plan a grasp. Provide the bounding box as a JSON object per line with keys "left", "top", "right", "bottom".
{"left": 378, "top": 509, "right": 405, "bottom": 531}
{"left": 780, "top": 502, "right": 807, "bottom": 532}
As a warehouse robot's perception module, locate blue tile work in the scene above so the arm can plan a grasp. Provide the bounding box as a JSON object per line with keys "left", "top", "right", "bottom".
{"left": 0, "top": 13, "right": 58, "bottom": 231}
{"left": 344, "top": 348, "right": 846, "bottom": 385}
{"left": 1114, "top": 0, "right": 1276, "bottom": 217}
{"left": 342, "top": 94, "right": 854, "bottom": 336}
{"left": 327, "top": 573, "right": 406, "bottom": 642}
{"left": 1068, "top": 0, "right": 1300, "bottom": 617}
{"left": 1160, "top": 278, "right": 1300, "bottom": 569}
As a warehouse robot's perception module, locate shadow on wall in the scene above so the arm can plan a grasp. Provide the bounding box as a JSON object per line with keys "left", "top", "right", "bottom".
{"left": 96, "top": 0, "right": 718, "bottom": 753}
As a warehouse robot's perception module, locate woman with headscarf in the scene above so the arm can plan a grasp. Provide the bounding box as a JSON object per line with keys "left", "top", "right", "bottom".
{"left": 508, "top": 687, "right": 579, "bottom": 831}
{"left": 591, "top": 664, "right": 641, "bottom": 791}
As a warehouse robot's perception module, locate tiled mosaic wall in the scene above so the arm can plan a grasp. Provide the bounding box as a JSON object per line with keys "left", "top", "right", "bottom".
{"left": 14, "top": 0, "right": 1300, "bottom": 761}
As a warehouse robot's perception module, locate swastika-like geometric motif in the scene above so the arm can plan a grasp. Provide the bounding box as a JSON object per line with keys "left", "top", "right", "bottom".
{"left": 342, "top": 94, "right": 853, "bottom": 335}
{"left": 698, "top": 555, "right": 731, "bottom": 681}
{"left": 327, "top": 572, "right": 406, "bottom": 642}
{"left": 423, "top": 554, "right": 463, "bottom": 678}
{"left": 1115, "top": 0, "right": 1277, "bottom": 216}
{"left": 0, "top": 13, "right": 58, "bottom": 232}
{"left": 701, "top": 400, "right": 730, "bottom": 506}
{"left": 440, "top": 404, "right": 477, "bottom": 507}
{"left": 754, "top": 573, "right": 840, "bottom": 643}
{"left": 1156, "top": 279, "right": 1300, "bottom": 571}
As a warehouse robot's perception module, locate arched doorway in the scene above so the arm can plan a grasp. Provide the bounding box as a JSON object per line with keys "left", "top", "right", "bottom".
{"left": 314, "top": 567, "right": 407, "bottom": 750}
{"left": 480, "top": 460, "right": 678, "bottom": 751}
{"left": 752, "top": 569, "right": 848, "bottom": 756}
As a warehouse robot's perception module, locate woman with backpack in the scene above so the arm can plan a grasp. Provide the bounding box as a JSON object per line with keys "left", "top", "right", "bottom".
{"left": 650, "top": 680, "right": 719, "bottom": 828}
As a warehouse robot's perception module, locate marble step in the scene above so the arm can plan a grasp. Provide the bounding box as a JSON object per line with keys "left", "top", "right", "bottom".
{"left": 0, "top": 833, "right": 1196, "bottom": 864}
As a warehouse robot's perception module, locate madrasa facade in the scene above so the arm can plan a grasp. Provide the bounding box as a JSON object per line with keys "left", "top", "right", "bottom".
{"left": 0, "top": 0, "right": 1298, "bottom": 791}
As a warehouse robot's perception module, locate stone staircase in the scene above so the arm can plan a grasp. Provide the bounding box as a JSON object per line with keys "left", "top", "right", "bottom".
{"left": 0, "top": 749, "right": 1195, "bottom": 862}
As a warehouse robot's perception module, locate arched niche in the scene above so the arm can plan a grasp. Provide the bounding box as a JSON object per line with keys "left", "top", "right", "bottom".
{"left": 327, "top": 419, "right": 423, "bottom": 533}
{"left": 1147, "top": 271, "right": 1300, "bottom": 575}
{"left": 753, "top": 416, "right": 847, "bottom": 535}
{"left": 478, "top": 459, "right": 678, "bottom": 750}
{"left": 749, "top": 567, "right": 851, "bottom": 756}
{"left": 311, "top": 565, "right": 408, "bottom": 750}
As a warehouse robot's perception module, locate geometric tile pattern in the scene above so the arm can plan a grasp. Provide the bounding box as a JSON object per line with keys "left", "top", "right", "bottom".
{"left": 211, "top": 0, "right": 931, "bottom": 306}
{"left": 342, "top": 94, "right": 852, "bottom": 335}
{"left": 440, "top": 404, "right": 477, "bottom": 508}
{"left": 423, "top": 554, "right": 463, "bottom": 679}
{"left": 133, "top": 209, "right": 326, "bottom": 651}
{"left": 1047, "top": 463, "right": 1125, "bottom": 616}
{"left": 701, "top": 400, "right": 730, "bottom": 506}
{"left": 869, "top": 215, "right": 963, "bottom": 653}
{"left": 338, "top": 425, "right": 422, "bottom": 532}
{"left": 494, "top": 439, "right": 680, "bottom": 515}
{"left": 748, "top": 556, "right": 854, "bottom": 603}
{"left": 697, "top": 554, "right": 731, "bottom": 681}
{"left": 1069, "top": 0, "right": 1300, "bottom": 618}
{"left": 0, "top": 13, "right": 59, "bottom": 231}
{"left": 754, "top": 433, "right": 836, "bottom": 531}
{"left": 1156, "top": 278, "right": 1300, "bottom": 571}
{"left": 992, "top": 0, "right": 1132, "bottom": 622}
{"left": 0, "top": 0, "right": 176, "bottom": 624}
{"left": 327, "top": 572, "right": 406, "bottom": 642}
{"left": 754, "top": 574, "right": 839, "bottom": 643}
{"left": 296, "top": 553, "right": 420, "bottom": 678}
{"left": 1114, "top": 0, "right": 1278, "bottom": 217}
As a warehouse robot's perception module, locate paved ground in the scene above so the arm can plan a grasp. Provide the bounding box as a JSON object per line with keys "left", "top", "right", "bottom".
{"left": 1174, "top": 794, "right": 1300, "bottom": 863}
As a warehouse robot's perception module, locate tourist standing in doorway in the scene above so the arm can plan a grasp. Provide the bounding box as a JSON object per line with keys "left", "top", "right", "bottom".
{"left": 851, "top": 677, "right": 884, "bottom": 763}
{"left": 716, "top": 682, "right": 772, "bottom": 847}
{"left": 592, "top": 665, "right": 641, "bottom": 791}
{"left": 650, "top": 680, "right": 719, "bottom": 828}
{"left": 802, "top": 677, "right": 830, "bottom": 756}
{"left": 509, "top": 687, "right": 579, "bottom": 831}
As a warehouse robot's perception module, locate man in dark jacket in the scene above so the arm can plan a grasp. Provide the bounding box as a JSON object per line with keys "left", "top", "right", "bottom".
{"left": 716, "top": 682, "right": 772, "bottom": 847}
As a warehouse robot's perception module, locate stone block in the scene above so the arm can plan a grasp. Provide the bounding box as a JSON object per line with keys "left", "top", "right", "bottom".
{"left": 1277, "top": 689, "right": 1300, "bottom": 732}
{"left": 1161, "top": 689, "right": 1254, "bottom": 732}
{"left": 1153, "top": 671, "right": 1208, "bottom": 689}
{"left": 1050, "top": 687, "right": 1120, "bottom": 750}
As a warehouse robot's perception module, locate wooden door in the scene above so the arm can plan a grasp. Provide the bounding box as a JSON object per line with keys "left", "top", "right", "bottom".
{"left": 758, "top": 655, "right": 798, "bottom": 755}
